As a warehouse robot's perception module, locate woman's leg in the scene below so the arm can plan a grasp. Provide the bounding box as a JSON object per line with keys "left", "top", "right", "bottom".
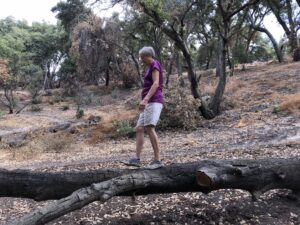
{"left": 145, "top": 125, "right": 160, "bottom": 161}
{"left": 135, "top": 126, "right": 144, "bottom": 159}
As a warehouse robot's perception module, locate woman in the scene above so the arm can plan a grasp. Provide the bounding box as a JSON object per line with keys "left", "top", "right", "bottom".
{"left": 124, "top": 46, "right": 164, "bottom": 169}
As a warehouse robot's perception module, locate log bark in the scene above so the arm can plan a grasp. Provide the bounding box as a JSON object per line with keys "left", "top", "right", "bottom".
{"left": 5, "top": 159, "right": 300, "bottom": 225}
{"left": 1, "top": 159, "right": 300, "bottom": 201}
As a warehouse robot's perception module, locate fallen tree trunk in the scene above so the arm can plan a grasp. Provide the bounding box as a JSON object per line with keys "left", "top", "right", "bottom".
{"left": 0, "top": 168, "right": 127, "bottom": 201}
{"left": 6, "top": 158, "right": 300, "bottom": 225}
{"left": 1, "top": 159, "right": 300, "bottom": 201}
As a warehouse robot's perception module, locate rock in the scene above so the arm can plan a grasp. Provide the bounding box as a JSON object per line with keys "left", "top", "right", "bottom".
{"left": 201, "top": 95, "right": 211, "bottom": 104}
{"left": 87, "top": 115, "right": 101, "bottom": 125}
{"left": 0, "top": 133, "right": 27, "bottom": 147}
{"left": 48, "top": 122, "right": 71, "bottom": 133}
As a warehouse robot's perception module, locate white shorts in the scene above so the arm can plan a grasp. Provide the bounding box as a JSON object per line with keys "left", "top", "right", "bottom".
{"left": 136, "top": 102, "right": 163, "bottom": 127}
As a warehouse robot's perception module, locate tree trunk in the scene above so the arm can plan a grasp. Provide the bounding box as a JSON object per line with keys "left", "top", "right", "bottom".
{"left": 5, "top": 159, "right": 300, "bottom": 225}
{"left": 132, "top": 0, "right": 258, "bottom": 120}
{"left": 165, "top": 48, "right": 176, "bottom": 88}
{"left": 175, "top": 51, "right": 185, "bottom": 87}
{"left": 179, "top": 44, "right": 215, "bottom": 119}
{"left": 130, "top": 53, "right": 143, "bottom": 87}
{"left": 2, "top": 159, "right": 299, "bottom": 201}
{"left": 42, "top": 64, "right": 49, "bottom": 90}
{"left": 46, "top": 63, "right": 53, "bottom": 89}
{"left": 205, "top": 49, "right": 213, "bottom": 70}
{"left": 105, "top": 66, "right": 110, "bottom": 87}
{"left": 267, "top": 0, "right": 298, "bottom": 58}
{"left": 211, "top": 35, "right": 227, "bottom": 115}
{"left": 4, "top": 88, "right": 15, "bottom": 114}
{"left": 293, "top": 48, "right": 300, "bottom": 61}
{"left": 251, "top": 25, "right": 283, "bottom": 62}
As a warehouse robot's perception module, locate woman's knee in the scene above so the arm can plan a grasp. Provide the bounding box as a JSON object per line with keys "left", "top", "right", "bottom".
{"left": 135, "top": 126, "right": 144, "bottom": 133}
{"left": 145, "top": 125, "right": 155, "bottom": 133}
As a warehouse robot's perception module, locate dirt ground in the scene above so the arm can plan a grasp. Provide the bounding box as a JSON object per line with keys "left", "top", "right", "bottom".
{"left": 0, "top": 61, "right": 299, "bottom": 225}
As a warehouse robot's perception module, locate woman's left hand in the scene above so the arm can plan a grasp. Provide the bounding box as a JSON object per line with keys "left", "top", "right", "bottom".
{"left": 139, "top": 98, "right": 148, "bottom": 111}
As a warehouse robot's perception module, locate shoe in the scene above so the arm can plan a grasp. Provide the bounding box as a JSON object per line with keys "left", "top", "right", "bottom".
{"left": 122, "top": 158, "right": 141, "bottom": 167}
{"left": 144, "top": 160, "right": 163, "bottom": 170}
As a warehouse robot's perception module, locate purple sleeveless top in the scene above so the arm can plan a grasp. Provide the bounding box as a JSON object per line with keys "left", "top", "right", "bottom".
{"left": 141, "top": 60, "right": 164, "bottom": 104}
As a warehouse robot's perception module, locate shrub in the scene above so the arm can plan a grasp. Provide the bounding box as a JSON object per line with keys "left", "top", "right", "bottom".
{"left": 61, "top": 105, "right": 70, "bottom": 111}
{"left": 41, "top": 133, "right": 73, "bottom": 153}
{"left": 121, "top": 64, "right": 139, "bottom": 89}
{"left": 31, "top": 97, "right": 42, "bottom": 104}
{"left": 158, "top": 85, "right": 202, "bottom": 130}
{"left": 112, "top": 120, "right": 135, "bottom": 138}
{"left": 76, "top": 108, "right": 84, "bottom": 119}
{"left": 52, "top": 92, "right": 63, "bottom": 103}
{"left": 0, "top": 111, "right": 4, "bottom": 119}
{"left": 30, "top": 105, "right": 42, "bottom": 112}
{"left": 111, "top": 88, "right": 120, "bottom": 99}
{"left": 76, "top": 90, "right": 100, "bottom": 106}
{"left": 272, "top": 103, "right": 280, "bottom": 114}
{"left": 124, "top": 91, "right": 140, "bottom": 110}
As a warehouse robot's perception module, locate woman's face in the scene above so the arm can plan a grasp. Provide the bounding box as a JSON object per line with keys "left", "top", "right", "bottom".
{"left": 140, "top": 55, "right": 153, "bottom": 66}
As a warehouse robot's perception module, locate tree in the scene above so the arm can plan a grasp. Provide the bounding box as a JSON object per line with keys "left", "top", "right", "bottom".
{"left": 0, "top": 19, "right": 28, "bottom": 113}
{"left": 51, "top": 0, "right": 93, "bottom": 90}
{"left": 118, "top": 10, "right": 168, "bottom": 87}
{"left": 189, "top": 1, "right": 218, "bottom": 70}
{"left": 0, "top": 59, "right": 16, "bottom": 114}
{"left": 266, "top": 0, "right": 300, "bottom": 61}
{"left": 51, "top": 0, "right": 92, "bottom": 33}
{"left": 111, "top": 0, "right": 259, "bottom": 119}
{"left": 26, "top": 22, "right": 67, "bottom": 90}
{"left": 0, "top": 18, "right": 68, "bottom": 112}
{"left": 247, "top": 3, "right": 283, "bottom": 62}
{"left": 126, "top": 0, "right": 215, "bottom": 118}
{"left": 4, "top": 159, "right": 300, "bottom": 225}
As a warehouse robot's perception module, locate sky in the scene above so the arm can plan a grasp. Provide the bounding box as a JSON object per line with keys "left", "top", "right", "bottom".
{"left": 0, "top": 0, "right": 285, "bottom": 42}
{"left": 0, "top": 0, "right": 59, "bottom": 24}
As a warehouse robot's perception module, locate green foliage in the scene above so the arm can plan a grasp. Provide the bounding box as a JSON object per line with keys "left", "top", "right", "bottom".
{"left": 76, "top": 108, "right": 84, "bottom": 119}
{"left": 251, "top": 36, "right": 275, "bottom": 61}
{"left": 140, "top": 0, "right": 166, "bottom": 18}
{"left": 61, "top": 105, "right": 70, "bottom": 111}
{"left": 30, "top": 105, "right": 42, "bottom": 112}
{"left": 111, "top": 88, "right": 120, "bottom": 99}
{"left": 232, "top": 42, "right": 249, "bottom": 64}
{"left": 76, "top": 90, "right": 99, "bottom": 106}
{"left": 31, "top": 97, "right": 42, "bottom": 105}
{"left": 112, "top": 120, "right": 135, "bottom": 139}
{"left": 52, "top": 91, "right": 62, "bottom": 103}
{"left": 272, "top": 103, "right": 281, "bottom": 114}
{"left": 0, "top": 111, "right": 4, "bottom": 119}
{"left": 51, "top": 0, "right": 91, "bottom": 32}
{"left": 0, "top": 17, "right": 66, "bottom": 94}
{"left": 232, "top": 34, "right": 275, "bottom": 64}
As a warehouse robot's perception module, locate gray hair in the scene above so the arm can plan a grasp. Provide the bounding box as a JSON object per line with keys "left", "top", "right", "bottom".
{"left": 139, "top": 46, "right": 156, "bottom": 58}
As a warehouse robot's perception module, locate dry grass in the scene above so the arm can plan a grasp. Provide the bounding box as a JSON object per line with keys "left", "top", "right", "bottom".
{"left": 267, "top": 79, "right": 282, "bottom": 88}
{"left": 270, "top": 92, "right": 286, "bottom": 103}
{"left": 202, "top": 81, "right": 216, "bottom": 96}
{"left": 235, "top": 118, "right": 256, "bottom": 128}
{"left": 225, "top": 77, "right": 246, "bottom": 95}
{"left": 200, "top": 75, "right": 246, "bottom": 97}
{"left": 9, "top": 133, "right": 75, "bottom": 161}
{"left": 280, "top": 93, "right": 300, "bottom": 115}
{"left": 88, "top": 108, "right": 137, "bottom": 144}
